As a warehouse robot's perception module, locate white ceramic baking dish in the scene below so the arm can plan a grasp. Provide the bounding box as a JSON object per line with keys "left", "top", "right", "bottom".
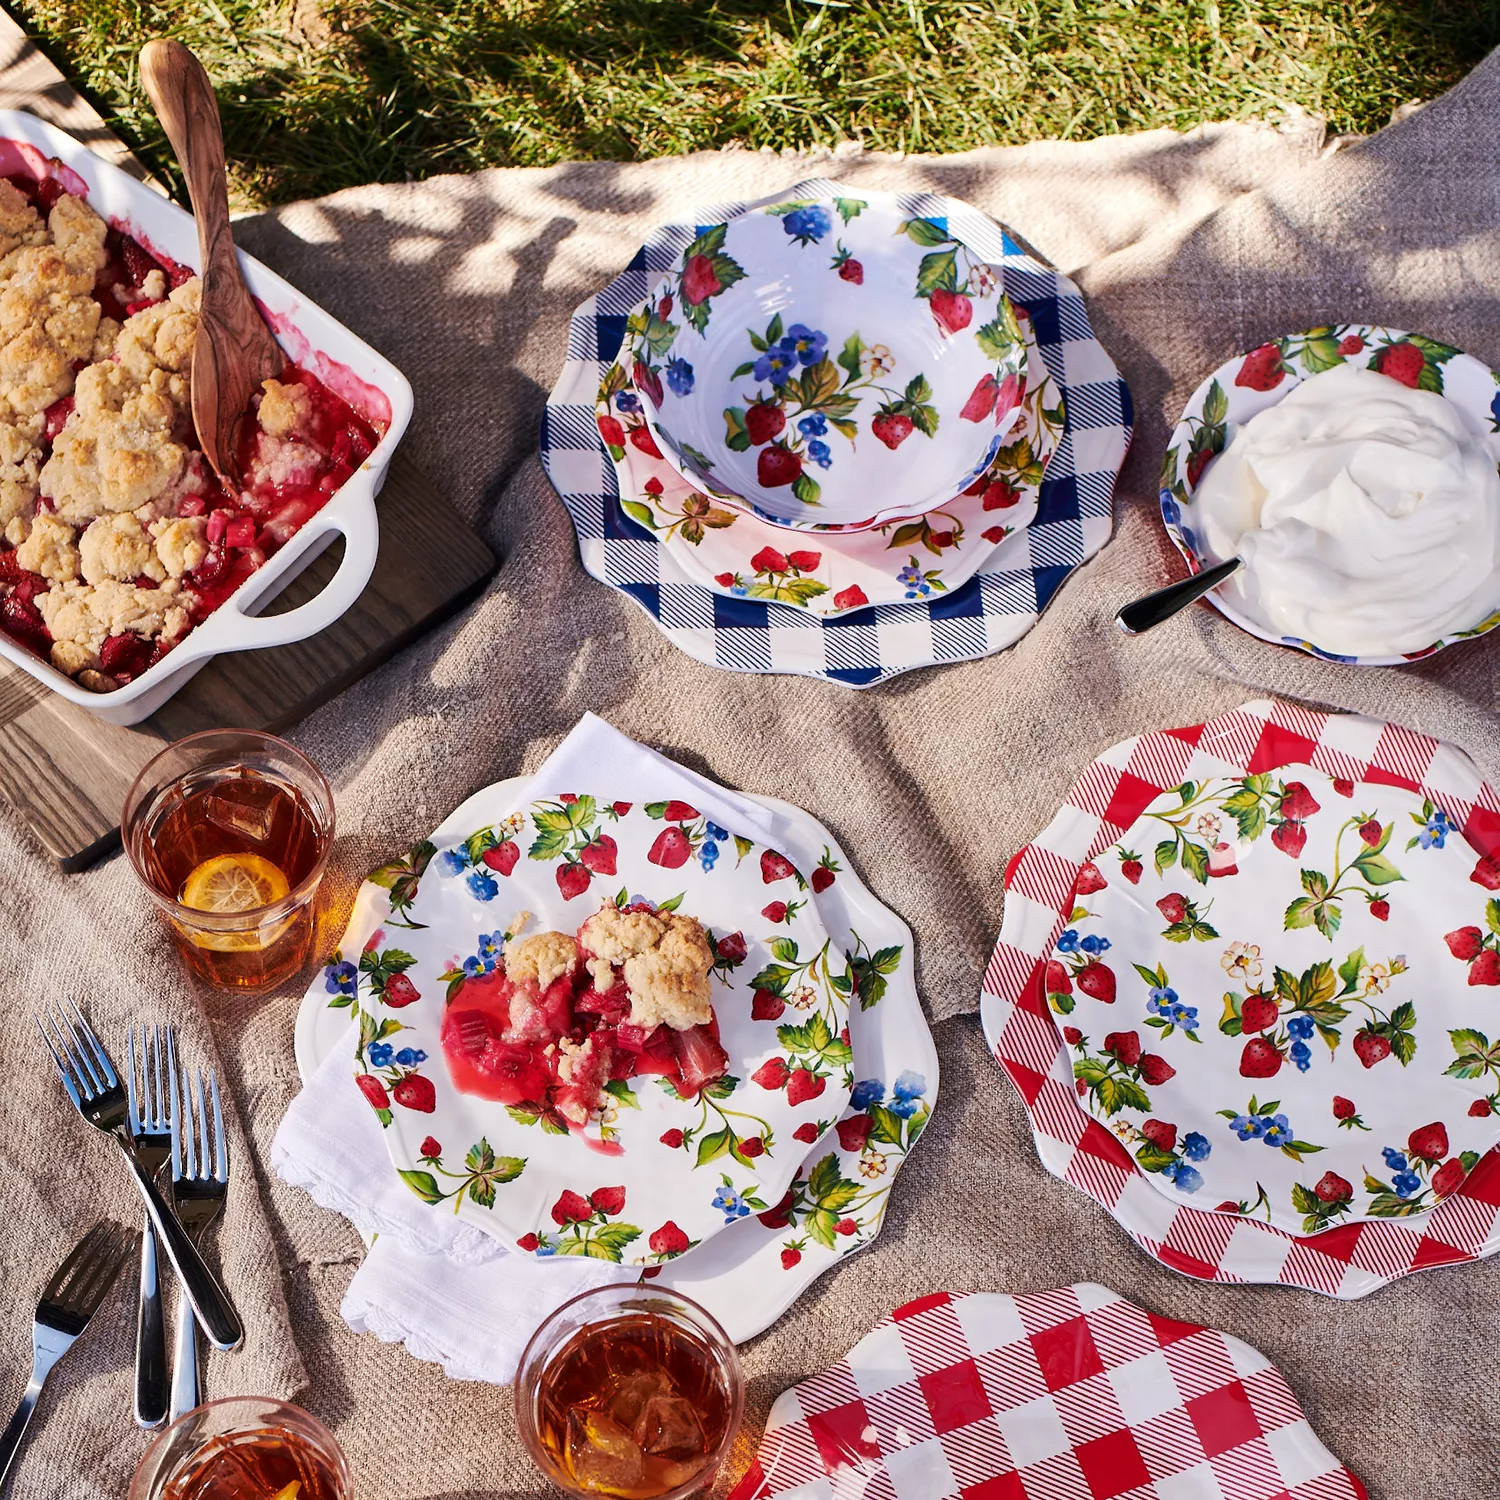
{"left": 0, "top": 110, "right": 413, "bottom": 725}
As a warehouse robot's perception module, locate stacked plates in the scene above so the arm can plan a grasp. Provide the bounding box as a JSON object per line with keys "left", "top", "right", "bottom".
{"left": 543, "top": 178, "right": 1132, "bottom": 686}
{"left": 295, "top": 778, "right": 939, "bottom": 1343}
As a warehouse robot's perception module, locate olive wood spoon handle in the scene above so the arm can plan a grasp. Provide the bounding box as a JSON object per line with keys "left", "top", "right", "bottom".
{"left": 138, "top": 39, "right": 283, "bottom": 487}
{"left": 1115, "top": 557, "right": 1243, "bottom": 635}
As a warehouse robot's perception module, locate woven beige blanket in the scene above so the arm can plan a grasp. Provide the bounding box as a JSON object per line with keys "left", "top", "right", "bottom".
{"left": 6, "top": 49, "right": 1500, "bottom": 1500}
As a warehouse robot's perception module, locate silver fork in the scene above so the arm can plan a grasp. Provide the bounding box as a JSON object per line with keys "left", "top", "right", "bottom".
{"left": 35, "top": 998, "right": 243, "bottom": 1352}
{"left": 0, "top": 1219, "right": 138, "bottom": 1492}
{"left": 125, "top": 1026, "right": 173, "bottom": 1430}
{"left": 168, "top": 1063, "right": 229, "bottom": 1423}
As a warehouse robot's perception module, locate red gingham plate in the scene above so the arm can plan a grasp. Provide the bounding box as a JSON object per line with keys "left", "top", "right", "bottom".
{"left": 728, "top": 1283, "right": 1366, "bottom": 1500}
{"left": 980, "top": 699, "right": 1500, "bottom": 1296}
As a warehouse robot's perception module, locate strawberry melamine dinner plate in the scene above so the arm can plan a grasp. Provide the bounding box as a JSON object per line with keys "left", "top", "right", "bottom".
{"left": 981, "top": 699, "right": 1500, "bottom": 1296}
{"left": 1049, "top": 767, "right": 1500, "bottom": 1235}
{"left": 297, "top": 783, "right": 939, "bottom": 1342}
{"left": 328, "top": 782, "right": 850, "bottom": 1264}
{"left": 600, "top": 292, "right": 1062, "bottom": 617}
{"left": 730, "top": 1283, "right": 1366, "bottom": 1500}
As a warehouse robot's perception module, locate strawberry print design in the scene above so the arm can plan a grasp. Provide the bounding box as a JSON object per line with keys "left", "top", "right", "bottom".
{"left": 1046, "top": 927, "right": 1115, "bottom": 1012}
{"left": 521, "top": 1186, "right": 643, "bottom": 1262}
{"left": 1220, "top": 1095, "right": 1324, "bottom": 1165}
{"left": 400, "top": 1134, "right": 525, "bottom": 1212}
{"left": 1069, "top": 1029, "right": 1175, "bottom": 1116}
{"left": 1441, "top": 895, "right": 1500, "bottom": 986}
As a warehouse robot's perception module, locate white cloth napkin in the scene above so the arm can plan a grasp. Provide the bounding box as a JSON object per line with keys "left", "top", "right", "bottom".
{"left": 272, "top": 715, "right": 779, "bottom": 1384}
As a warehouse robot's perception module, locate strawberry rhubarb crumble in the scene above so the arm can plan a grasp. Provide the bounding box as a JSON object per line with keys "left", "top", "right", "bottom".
{"left": 440, "top": 903, "right": 732, "bottom": 1132}
{"left": 0, "top": 168, "right": 381, "bottom": 692}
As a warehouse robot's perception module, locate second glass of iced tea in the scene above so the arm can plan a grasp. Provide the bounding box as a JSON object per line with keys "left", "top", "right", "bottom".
{"left": 516, "top": 1286, "right": 744, "bottom": 1499}
{"left": 122, "top": 729, "right": 334, "bottom": 991}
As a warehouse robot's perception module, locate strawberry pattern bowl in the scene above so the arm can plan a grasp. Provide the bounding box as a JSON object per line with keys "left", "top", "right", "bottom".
{"left": 1048, "top": 765, "right": 1500, "bottom": 1236}
{"left": 335, "top": 787, "right": 855, "bottom": 1264}
{"left": 1160, "top": 324, "right": 1500, "bottom": 666}
{"left": 628, "top": 181, "right": 1028, "bottom": 532}
{"left": 0, "top": 111, "right": 411, "bottom": 725}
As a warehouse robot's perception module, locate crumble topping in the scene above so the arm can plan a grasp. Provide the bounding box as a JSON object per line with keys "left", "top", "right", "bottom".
{"left": 579, "top": 905, "right": 715, "bottom": 1031}
{"left": 37, "top": 576, "right": 189, "bottom": 675}
{"left": 15, "top": 510, "right": 78, "bottom": 582}
{"left": 504, "top": 930, "right": 579, "bottom": 991}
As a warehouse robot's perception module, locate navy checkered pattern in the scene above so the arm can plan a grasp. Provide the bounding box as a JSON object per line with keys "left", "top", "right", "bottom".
{"left": 541, "top": 180, "right": 1133, "bottom": 687}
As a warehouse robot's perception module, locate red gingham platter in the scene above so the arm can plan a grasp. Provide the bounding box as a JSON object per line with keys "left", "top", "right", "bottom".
{"left": 728, "top": 1283, "right": 1366, "bottom": 1500}
{"left": 979, "top": 699, "right": 1500, "bottom": 1296}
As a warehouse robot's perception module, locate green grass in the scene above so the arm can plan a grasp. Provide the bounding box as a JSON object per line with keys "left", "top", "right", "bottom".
{"left": 11, "top": 0, "right": 1500, "bottom": 208}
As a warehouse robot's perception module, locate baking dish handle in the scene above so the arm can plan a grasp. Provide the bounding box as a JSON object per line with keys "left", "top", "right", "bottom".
{"left": 187, "top": 492, "right": 380, "bottom": 659}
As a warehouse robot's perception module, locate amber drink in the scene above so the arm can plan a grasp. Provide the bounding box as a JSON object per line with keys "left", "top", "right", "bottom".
{"left": 130, "top": 1398, "right": 350, "bottom": 1500}
{"left": 517, "top": 1287, "right": 743, "bottom": 1499}
{"left": 123, "top": 730, "right": 334, "bottom": 990}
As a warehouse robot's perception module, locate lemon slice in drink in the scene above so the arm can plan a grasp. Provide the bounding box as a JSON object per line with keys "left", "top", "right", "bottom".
{"left": 179, "top": 853, "right": 291, "bottom": 951}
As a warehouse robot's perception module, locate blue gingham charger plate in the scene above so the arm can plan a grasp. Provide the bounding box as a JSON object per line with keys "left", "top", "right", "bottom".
{"left": 540, "top": 179, "right": 1133, "bottom": 687}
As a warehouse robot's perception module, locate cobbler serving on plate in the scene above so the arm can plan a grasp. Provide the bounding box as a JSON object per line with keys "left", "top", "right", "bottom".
{"left": 0, "top": 167, "right": 381, "bottom": 692}
{"left": 440, "top": 903, "right": 731, "bottom": 1133}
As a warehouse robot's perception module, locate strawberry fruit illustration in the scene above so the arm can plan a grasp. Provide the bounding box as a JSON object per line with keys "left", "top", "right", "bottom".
{"left": 1314, "top": 1171, "right": 1353, "bottom": 1203}
{"left": 382, "top": 973, "right": 420, "bottom": 1008}
{"left": 960, "top": 374, "right": 999, "bottom": 423}
{"left": 1076, "top": 962, "right": 1116, "bottom": 1003}
{"left": 681, "top": 253, "right": 722, "bottom": 305}
{"left": 392, "top": 1074, "right": 435, "bottom": 1113}
{"left": 751, "top": 988, "right": 785, "bottom": 1021}
{"left": 928, "top": 288, "right": 972, "bottom": 335}
{"left": 1239, "top": 1037, "right": 1282, "bottom": 1078}
{"left": 1104, "top": 1031, "right": 1141, "bottom": 1066}
{"left": 1074, "top": 862, "right": 1107, "bottom": 895}
{"left": 579, "top": 835, "right": 617, "bottom": 876}
{"left": 650, "top": 1222, "right": 690, "bottom": 1255}
{"left": 648, "top": 827, "right": 693, "bottom": 869}
{"left": 837, "top": 258, "right": 864, "bottom": 284}
{"left": 871, "top": 411, "right": 913, "bottom": 450}
{"left": 482, "top": 840, "right": 519, "bottom": 876}
{"left": 1353, "top": 1029, "right": 1392, "bottom": 1068}
{"left": 1139, "top": 1054, "right": 1176, "bottom": 1086}
{"left": 761, "top": 849, "right": 797, "bottom": 883}
{"left": 1238, "top": 994, "right": 1279, "bottom": 1034}
{"left": 1045, "top": 960, "right": 1072, "bottom": 996}
{"left": 1432, "top": 1158, "right": 1467, "bottom": 1196}
{"left": 1235, "top": 342, "right": 1285, "bottom": 391}
{"left": 1156, "top": 894, "right": 1187, "bottom": 925}
{"left": 1279, "top": 782, "right": 1321, "bottom": 820}
{"left": 556, "top": 861, "right": 591, "bottom": 899}
{"left": 745, "top": 402, "right": 785, "bottom": 446}
{"left": 1271, "top": 821, "right": 1307, "bottom": 858}
{"left": 1407, "top": 1122, "right": 1448, "bottom": 1161}
{"left": 752, "top": 1058, "right": 790, "bottom": 1090}
{"left": 758, "top": 444, "right": 802, "bottom": 488}
{"left": 1469, "top": 950, "right": 1500, "bottom": 986}
{"left": 356, "top": 1074, "right": 389, "bottom": 1110}
{"left": 786, "top": 1068, "right": 825, "bottom": 1105}
{"left": 1373, "top": 340, "right": 1425, "bottom": 388}
{"left": 1140, "top": 1119, "right": 1177, "bottom": 1151}
{"left": 1120, "top": 856, "right": 1143, "bottom": 884}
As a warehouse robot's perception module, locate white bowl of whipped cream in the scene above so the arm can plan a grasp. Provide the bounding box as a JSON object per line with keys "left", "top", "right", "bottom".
{"left": 1160, "top": 324, "right": 1500, "bottom": 663}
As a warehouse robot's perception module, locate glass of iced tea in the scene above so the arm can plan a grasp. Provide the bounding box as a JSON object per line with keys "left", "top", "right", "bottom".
{"left": 129, "top": 1396, "right": 350, "bottom": 1500}
{"left": 122, "top": 729, "right": 334, "bottom": 991}
{"left": 516, "top": 1286, "right": 743, "bottom": 1500}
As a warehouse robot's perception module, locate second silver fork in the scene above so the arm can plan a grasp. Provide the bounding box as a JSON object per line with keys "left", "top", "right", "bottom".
{"left": 126, "top": 1026, "right": 173, "bottom": 1430}
{"left": 168, "top": 1062, "right": 229, "bottom": 1424}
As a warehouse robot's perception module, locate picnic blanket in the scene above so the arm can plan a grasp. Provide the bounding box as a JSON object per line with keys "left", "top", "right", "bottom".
{"left": 6, "top": 47, "right": 1500, "bottom": 1500}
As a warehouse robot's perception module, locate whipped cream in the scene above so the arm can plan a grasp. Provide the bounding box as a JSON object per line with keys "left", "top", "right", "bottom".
{"left": 1195, "top": 362, "right": 1500, "bottom": 656}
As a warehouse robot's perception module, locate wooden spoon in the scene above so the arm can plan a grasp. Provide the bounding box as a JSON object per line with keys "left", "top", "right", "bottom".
{"left": 139, "top": 39, "right": 283, "bottom": 489}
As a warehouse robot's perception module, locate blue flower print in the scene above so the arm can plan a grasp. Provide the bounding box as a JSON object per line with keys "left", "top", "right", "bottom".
{"left": 1419, "top": 809, "right": 1453, "bottom": 849}
{"left": 1181, "top": 1132, "right": 1210, "bottom": 1162}
{"left": 368, "top": 1041, "right": 394, "bottom": 1068}
{"left": 798, "top": 413, "right": 828, "bottom": 438}
{"left": 1164, "top": 1161, "right": 1204, "bottom": 1193}
{"left": 1079, "top": 935, "right": 1110, "bottom": 955}
{"left": 1055, "top": 930, "right": 1081, "bottom": 954}
{"left": 1289, "top": 1039, "right": 1312, "bottom": 1072}
{"left": 753, "top": 345, "right": 798, "bottom": 386}
{"left": 706, "top": 822, "right": 728, "bottom": 842}
{"left": 395, "top": 1048, "right": 427, "bottom": 1066}
{"left": 478, "top": 931, "right": 503, "bottom": 962}
{"left": 1491, "top": 389, "right": 1500, "bottom": 430}
{"left": 1161, "top": 492, "right": 1182, "bottom": 529}
{"left": 898, "top": 562, "right": 931, "bottom": 598}
{"left": 665, "top": 358, "right": 694, "bottom": 397}
{"left": 700, "top": 840, "right": 720, "bottom": 871}
{"left": 466, "top": 869, "right": 498, "bottom": 902}
{"left": 781, "top": 204, "right": 832, "bottom": 244}
{"left": 807, "top": 439, "right": 832, "bottom": 469}
{"left": 1382, "top": 1148, "right": 1408, "bottom": 1173}
{"left": 1147, "top": 986, "right": 1177, "bottom": 1015}
{"left": 1260, "top": 1114, "right": 1291, "bottom": 1147}
{"left": 324, "top": 960, "right": 357, "bottom": 996}
{"left": 783, "top": 325, "right": 827, "bottom": 367}
{"left": 1287, "top": 1015, "right": 1315, "bottom": 1040}
{"left": 712, "top": 1185, "right": 752, "bottom": 1221}
{"left": 1167, "top": 1002, "right": 1199, "bottom": 1033}
{"left": 890, "top": 1071, "right": 926, "bottom": 1118}
{"left": 1392, "top": 1171, "right": 1422, "bottom": 1197}
{"left": 462, "top": 955, "right": 487, "bottom": 979}
{"left": 535, "top": 1243, "right": 557, "bottom": 1257}
{"left": 441, "top": 847, "right": 471, "bottom": 875}
{"left": 1231, "top": 1114, "right": 1265, "bottom": 1141}
{"left": 850, "top": 1078, "right": 886, "bottom": 1110}
{"left": 615, "top": 390, "right": 641, "bottom": 414}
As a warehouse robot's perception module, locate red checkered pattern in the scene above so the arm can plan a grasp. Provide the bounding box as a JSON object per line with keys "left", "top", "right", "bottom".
{"left": 728, "top": 1284, "right": 1367, "bottom": 1500}
{"left": 980, "top": 699, "right": 1500, "bottom": 1298}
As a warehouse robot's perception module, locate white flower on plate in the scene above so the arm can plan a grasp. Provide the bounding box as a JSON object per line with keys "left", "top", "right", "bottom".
{"left": 1195, "top": 812, "right": 1222, "bottom": 839}
{"left": 792, "top": 985, "right": 818, "bottom": 1011}
{"left": 1359, "top": 962, "right": 1392, "bottom": 996}
{"left": 859, "top": 1151, "right": 888, "bottom": 1180}
{"left": 1221, "top": 941, "right": 1262, "bottom": 981}
{"left": 861, "top": 344, "right": 895, "bottom": 378}
{"left": 972, "top": 264, "right": 998, "bottom": 297}
{"left": 503, "top": 812, "right": 526, "bottom": 835}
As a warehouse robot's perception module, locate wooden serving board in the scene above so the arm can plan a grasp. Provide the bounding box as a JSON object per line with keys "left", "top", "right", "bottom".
{"left": 0, "top": 15, "right": 497, "bottom": 870}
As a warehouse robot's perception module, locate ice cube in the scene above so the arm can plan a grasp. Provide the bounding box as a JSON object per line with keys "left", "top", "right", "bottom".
{"left": 633, "top": 1394, "right": 704, "bottom": 1461}
{"left": 603, "top": 1369, "right": 676, "bottom": 1430}
{"left": 203, "top": 781, "right": 278, "bottom": 845}
{"left": 566, "top": 1408, "right": 646, "bottom": 1494}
